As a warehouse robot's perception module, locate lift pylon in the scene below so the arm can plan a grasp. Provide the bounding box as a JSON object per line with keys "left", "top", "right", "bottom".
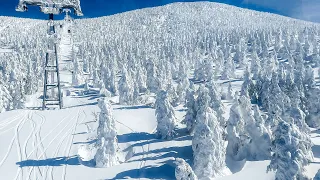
{"left": 43, "top": 14, "right": 62, "bottom": 109}
{"left": 15, "top": 0, "right": 83, "bottom": 110}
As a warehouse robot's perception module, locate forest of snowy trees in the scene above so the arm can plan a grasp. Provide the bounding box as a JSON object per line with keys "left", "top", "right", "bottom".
{"left": 1, "top": 2, "right": 320, "bottom": 179}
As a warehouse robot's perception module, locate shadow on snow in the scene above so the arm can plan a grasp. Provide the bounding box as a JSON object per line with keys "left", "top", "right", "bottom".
{"left": 111, "top": 160, "right": 175, "bottom": 180}
{"left": 114, "top": 105, "right": 153, "bottom": 110}
{"left": 16, "top": 156, "right": 80, "bottom": 167}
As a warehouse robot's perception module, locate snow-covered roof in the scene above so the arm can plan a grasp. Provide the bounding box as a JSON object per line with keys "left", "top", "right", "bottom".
{"left": 16, "top": 0, "right": 83, "bottom": 16}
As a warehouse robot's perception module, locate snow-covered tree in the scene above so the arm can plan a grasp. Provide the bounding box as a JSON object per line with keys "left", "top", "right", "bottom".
{"left": 99, "top": 81, "right": 111, "bottom": 97}
{"left": 227, "top": 82, "right": 234, "bottom": 100}
{"left": 193, "top": 107, "right": 229, "bottom": 179}
{"left": 250, "top": 50, "right": 261, "bottom": 80}
{"left": 226, "top": 97, "right": 248, "bottom": 161}
{"left": 267, "top": 119, "right": 313, "bottom": 180}
{"left": 72, "top": 57, "right": 83, "bottom": 86}
{"left": 206, "top": 80, "right": 225, "bottom": 126}
{"left": 305, "top": 65, "right": 315, "bottom": 89}
{"left": 176, "top": 74, "right": 190, "bottom": 104}
{"left": 166, "top": 82, "right": 179, "bottom": 107}
{"left": 184, "top": 83, "right": 197, "bottom": 133}
{"left": 94, "top": 98, "right": 119, "bottom": 167}
{"left": 146, "top": 60, "right": 159, "bottom": 93}
{"left": 239, "top": 96, "right": 271, "bottom": 160}
{"left": 155, "top": 90, "right": 177, "bottom": 139}
{"left": 83, "top": 79, "right": 90, "bottom": 94}
{"left": 220, "top": 55, "right": 235, "bottom": 80}
{"left": 118, "top": 68, "right": 134, "bottom": 105}
{"left": 175, "top": 158, "right": 198, "bottom": 180}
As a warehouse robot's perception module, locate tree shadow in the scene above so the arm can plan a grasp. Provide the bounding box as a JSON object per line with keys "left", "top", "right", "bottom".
{"left": 121, "top": 129, "right": 190, "bottom": 152}
{"left": 312, "top": 145, "right": 320, "bottom": 158}
{"left": 311, "top": 129, "right": 320, "bottom": 134}
{"left": 114, "top": 105, "right": 152, "bottom": 110}
{"left": 111, "top": 160, "right": 175, "bottom": 180}
{"left": 221, "top": 79, "right": 243, "bottom": 84}
{"left": 123, "top": 139, "right": 161, "bottom": 152}
{"left": 118, "top": 132, "right": 157, "bottom": 143}
{"left": 73, "top": 139, "right": 97, "bottom": 145}
{"left": 66, "top": 102, "right": 98, "bottom": 109}
{"left": 226, "top": 155, "right": 246, "bottom": 174}
{"left": 16, "top": 156, "right": 80, "bottom": 167}
{"left": 72, "top": 132, "right": 87, "bottom": 135}
{"left": 131, "top": 145, "right": 193, "bottom": 162}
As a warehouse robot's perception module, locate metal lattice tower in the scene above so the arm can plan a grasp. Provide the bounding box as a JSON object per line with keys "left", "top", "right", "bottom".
{"left": 43, "top": 14, "right": 62, "bottom": 109}
{"left": 16, "top": 0, "right": 83, "bottom": 109}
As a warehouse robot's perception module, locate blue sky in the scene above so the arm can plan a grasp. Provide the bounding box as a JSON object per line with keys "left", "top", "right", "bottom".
{"left": 0, "top": 0, "right": 319, "bottom": 22}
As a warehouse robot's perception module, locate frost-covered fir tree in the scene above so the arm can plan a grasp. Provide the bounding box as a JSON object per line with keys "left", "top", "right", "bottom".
{"left": 155, "top": 90, "right": 176, "bottom": 139}
{"left": 267, "top": 119, "right": 313, "bottom": 180}
{"left": 94, "top": 98, "right": 119, "bottom": 168}
{"left": 305, "top": 65, "right": 315, "bottom": 89}
{"left": 83, "top": 79, "right": 90, "bottom": 94}
{"left": 239, "top": 96, "right": 271, "bottom": 160}
{"left": 250, "top": 50, "right": 261, "bottom": 80}
{"left": 146, "top": 59, "right": 159, "bottom": 93}
{"left": 135, "top": 66, "right": 147, "bottom": 93}
{"left": 220, "top": 55, "right": 235, "bottom": 80}
{"left": 176, "top": 74, "right": 190, "bottom": 104}
{"left": 9, "top": 80, "right": 25, "bottom": 110}
{"left": 72, "top": 57, "right": 83, "bottom": 86}
{"left": 166, "top": 82, "right": 179, "bottom": 107}
{"left": 240, "top": 67, "right": 255, "bottom": 101}
{"left": 175, "top": 158, "right": 198, "bottom": 180}
{"left": 0, "top": 82, "right": 11, "bottom": 112}
{"left": 206, "top": 80, "right": 226, "bottom": 127}
{"left": 226, "top": 96, "right": 248, "bottom": 161}
{"left": 99, "top": 81, "right": 111, "bottom": 98}
{"left": 227, "top": 82, "right": 234, "bottom": 100}
{"left": 193, "top": 107, "right": 230, "bottom": 179}
{"left": 118, "top": 68, "right": 134, "bottom": 105}
{"left": 184, "top": 83, "right": 197, "bottom": 133}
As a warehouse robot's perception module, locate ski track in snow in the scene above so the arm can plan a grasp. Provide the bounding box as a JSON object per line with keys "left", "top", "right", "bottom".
{"left": 0, "top": 112, "right": 29, "bottom": 169}
{"left": 114, "top": 119, "right": 148, "bottom": 177}
{"left": 31, "top": 110, "right": 78, "bottom": 180}
{"left": 0, "top": 112, "right": 24, "bottom": 131}
{"left": 138, "top": 127, "right": 157, "bottom": 180}
{"left": 46, "top": 112, "right": 80, "bottom": 180}
{"left": 62, "top": 108, "right": 84, "bottom": 180}
{"left": 14, "top": 109, "right": 76, "bottom": 180}
{"left": 115, "top": 114, "right": 158, "bottom": 179}
{"left": 14, "top": 111, "right": 32, "bottom": 180}
{"left": 25, "top": 112, "right": 47, "bottom": 180}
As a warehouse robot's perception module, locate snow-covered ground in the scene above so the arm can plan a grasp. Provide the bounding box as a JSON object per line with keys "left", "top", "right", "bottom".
{"left": 1, "top": 1, "right": 320, "bottom": 180}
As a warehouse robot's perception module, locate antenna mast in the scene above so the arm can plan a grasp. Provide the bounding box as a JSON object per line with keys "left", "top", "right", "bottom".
{"left": 16, "top": 0, "right": 83, "bottom": 110}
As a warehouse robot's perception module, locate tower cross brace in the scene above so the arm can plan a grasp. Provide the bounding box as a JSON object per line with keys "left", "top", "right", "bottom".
{"left": 15, "top": 0, "right": 83, "bottom": 110}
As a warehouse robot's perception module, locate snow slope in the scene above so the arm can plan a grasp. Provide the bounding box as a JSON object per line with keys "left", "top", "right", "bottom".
{"left": 0, "top": 1, "right": 320, "bottom": 180}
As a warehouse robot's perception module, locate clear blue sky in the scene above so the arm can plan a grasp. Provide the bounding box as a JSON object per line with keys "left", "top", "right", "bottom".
{"left": 0, "top": 0, "right": 319, "bottom": 22}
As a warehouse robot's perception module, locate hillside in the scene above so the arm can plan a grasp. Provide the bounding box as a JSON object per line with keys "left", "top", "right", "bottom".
{"left": 0, "top": 2, "right": 320, "bottom": 180}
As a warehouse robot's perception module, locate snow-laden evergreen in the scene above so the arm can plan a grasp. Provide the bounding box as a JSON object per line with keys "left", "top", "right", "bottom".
{"left": 193, "top": 106, "right": 229, "bottom": 179}
{"left": 1, "top": 1, "right": 320, "bottom": 179}
{"left": 184, "top": 83, "right": 197, "bottom": 133}
{"left": 175, "top": 158, "right": 198, "bottom": 180}
{"left": 94, "top": 98, "right": 119, "bottom": 167}
{"left": 267, "top": 119, "right": 313, "bottom": 180}
{"left": 155, "top": 90, "right": 177, "bottom": 139}
{"left": 118, "top": 68, "right": 134, "bottom": 105}
{"left": 226, "top": 96, "right": 248, "bottom": 161}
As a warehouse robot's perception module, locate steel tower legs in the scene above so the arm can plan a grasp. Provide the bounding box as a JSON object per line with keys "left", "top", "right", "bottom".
{"left": 43, "top": 14, "right": 62, "bottom": 110}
